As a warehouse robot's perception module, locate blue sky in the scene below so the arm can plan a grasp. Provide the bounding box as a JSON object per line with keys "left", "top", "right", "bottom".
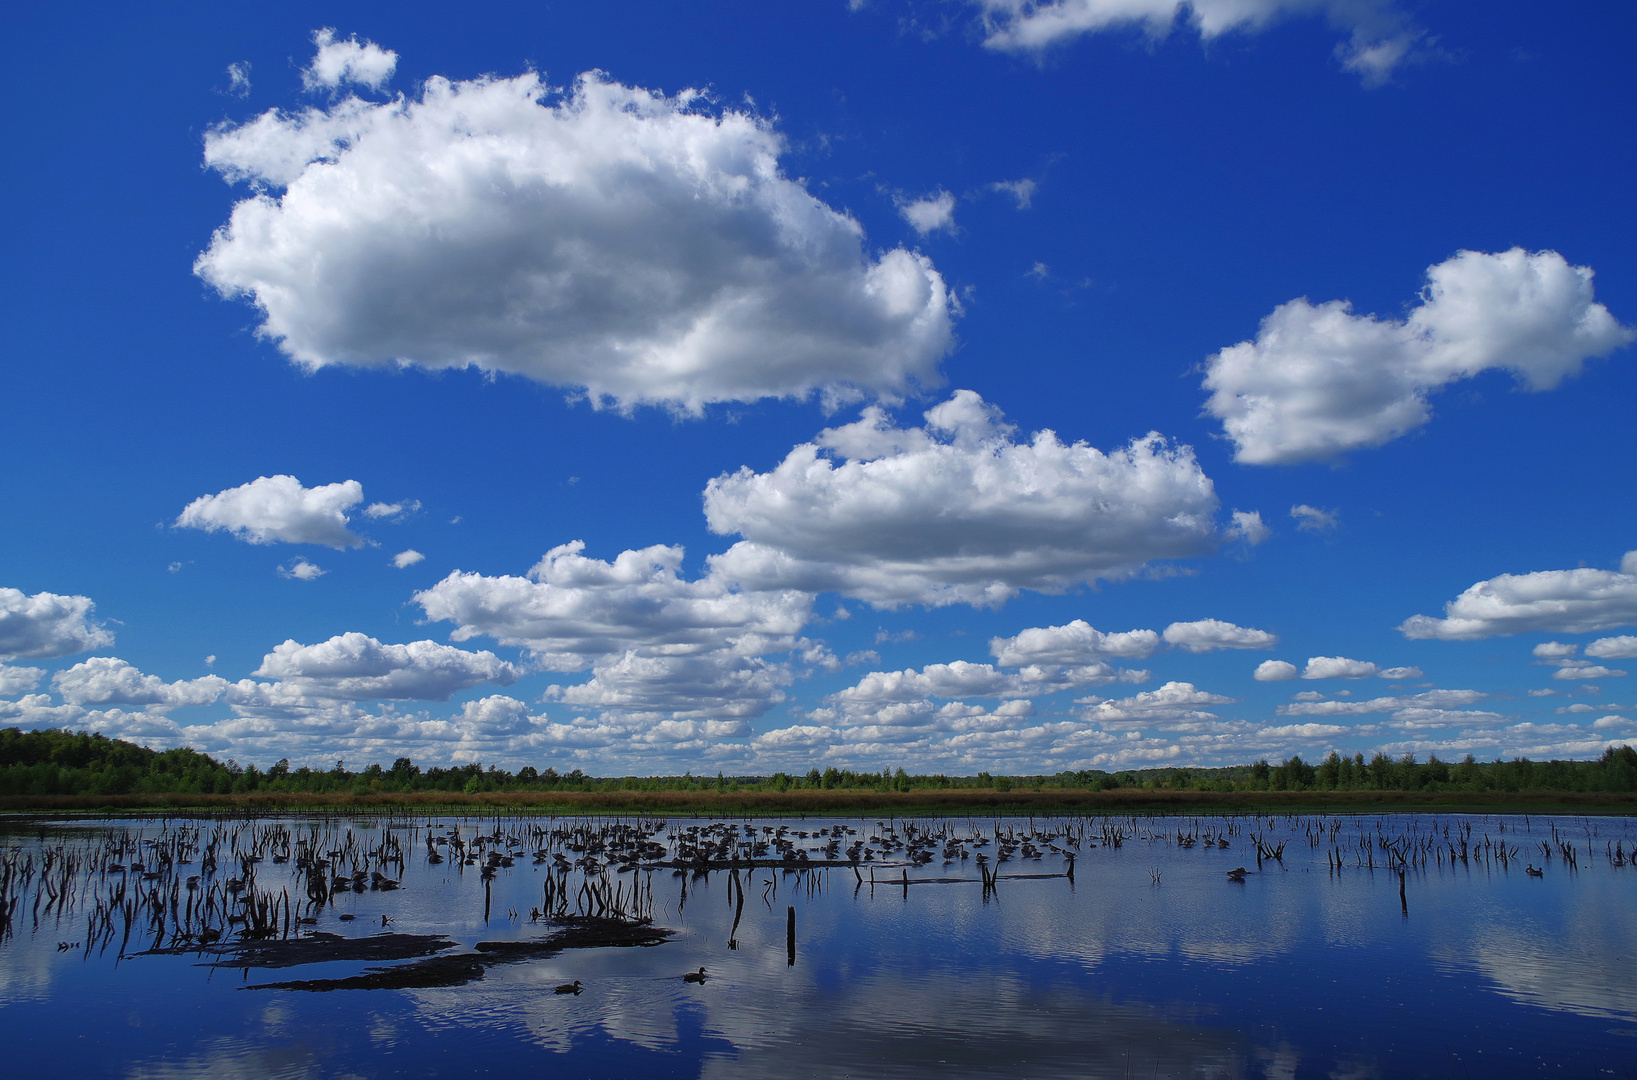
{"left": 3, "top": 1, "right": 1634, "bottom": 774}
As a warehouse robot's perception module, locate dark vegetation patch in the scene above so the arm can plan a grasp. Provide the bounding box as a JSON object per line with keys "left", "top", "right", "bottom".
{"left": 252, "top": 917, "right": 672, "bottom": 992}
{"left": 217, "top": 931, "right": 459, "bottom": 969}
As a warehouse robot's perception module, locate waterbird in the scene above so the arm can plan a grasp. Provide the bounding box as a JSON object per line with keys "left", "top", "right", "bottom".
{"left": 683, "top": 967, "right": 708, "bottom": 984}
{"left": 1526, "top": 865, "right": 1544, "bottom": 877}
{"left": 554, "top": 980, "right": 584, "bottom": 995}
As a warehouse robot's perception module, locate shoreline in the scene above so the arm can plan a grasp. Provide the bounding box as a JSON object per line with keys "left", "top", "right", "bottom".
{"left": 2, "top": 788, "right": 1634, "bottom": 817}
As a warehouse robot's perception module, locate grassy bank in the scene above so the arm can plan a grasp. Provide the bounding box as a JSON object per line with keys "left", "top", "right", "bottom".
{"left": 3, "top": 788, "right": 1634, "bottom": 817}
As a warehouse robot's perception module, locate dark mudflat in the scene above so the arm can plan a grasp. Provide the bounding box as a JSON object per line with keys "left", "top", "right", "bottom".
{"left": 216, "top": 932, "right": 459, "bottom": 969}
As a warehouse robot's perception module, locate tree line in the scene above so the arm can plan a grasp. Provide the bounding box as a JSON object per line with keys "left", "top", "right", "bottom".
{"left": 2, "top": 726, "right": 1635, "bottom": 798}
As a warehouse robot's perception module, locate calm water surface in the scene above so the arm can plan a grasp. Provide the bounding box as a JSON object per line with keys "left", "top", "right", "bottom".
{"left": 1, "top": 812, "right": 1634, "bottom": 1078}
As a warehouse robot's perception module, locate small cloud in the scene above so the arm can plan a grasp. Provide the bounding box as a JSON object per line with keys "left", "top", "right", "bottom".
{"left": 989, "top": 179, "right": 1036, "bottom": 209}
{"left": 393, "top": 549, "right": 426, "bottom": 569}
{"left": 1303, "top": 656, "right": 1379, "bottom": 679}
{"left": 896, "top": 190, "right": 957, "bottom": 236}
{"left": 168, "top": 562, "right": 184, "bottom": 574}
{"left": 303, "top": 28, "right": 397, "bottom": 92}
{"left": 1527, "top": 688, "right": 1557, "bottom": 696}
{"left": 842, "top": 650, "right": 880, "bottom": 667}
{"left": 450, "top": 516, "right": 462, "bottom": 525}
{"left": 204, "top": 655, "right": 217, "bottom": 668}
{"left": 1379, "top": 666, "right": 1423, "bottom": 680}
{"left": 832, "top": 604, "right": 851, "bottom": 621}
{"left": 1533, "top": 641, "right": 1578, "bottom": 660}
{"left": 365, "top": 500, "right": 422, "bottom": 521}
{"left": 1255, "top": 660, "right": 1298, "bottom": 682}
{"left": 1552, "top": 662, "right": 1626, "bottom": 681}
{"left": 1292, "top": 690, "right": 1325, "bottom": 701}
{"left": 224, "top": 61, "right": 251, "bottom": 98}
{"left": 1026, "top": 261, "right": 1050, "bottom": 281}
{"left": 278, "top": 558, "right": 326, "bottom": 581}
{"left": 1291, "top": 504, "right": 1338, "bottom": 533}
{"left": 1225, "top": 510, "right": 1271, "bottom": 547}
{"left": 1594, "top": 715, "right": 1631, "bottom": 729}
{"left": 874, "top": 628, "right": 922, "bottom": 646}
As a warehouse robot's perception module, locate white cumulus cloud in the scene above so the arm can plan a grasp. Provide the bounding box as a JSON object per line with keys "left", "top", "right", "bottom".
{"left": 197, "top": 61, "right": 955, "bottom": 414}
{"left": 1079, "top": 682, "right": 1237, "bottom": 729}
{"left": 989, "top": 620, "right": 1159, "bottom": 665}
{"left": 545, "top": 651, "right": 789, "bottom": 721}
{"left": 1551, "top": 661, "right": 1626, "bottom": 682}
{"left": 1203, "top": 249, "right": 1632, "bottom": 464}
{"left": 1225, "top": 510, "right": 1271, "bottom": 546}
{"left": 833, "top": 658, "right": 1142, "bottom": 707}
{"left": 971, "top": 0, "right": 1427, "bottom": 85}
{"left": 392, "top": 549, "right": 426, "bottom": 569}
{"left": 365, "top": 500, "right": 421, "bottom": 521}
{"left": 0, "top": 588, "right": 115, "bottom": 661}
{"left": 1162, "top": 619, "right": 1277, "bottom": 653}
{"left": 1303, "top": 656, "right": 1381, "bottom": 679}
{"left": 251, "top": 633, "right": 521, "bottom": 701}
{"left": 302, "top": 28, "right": 397, "bottom": 92}
{"left": 1254, "top": 659, "right": 1298, "bottom": 682}
{"left": 705, "top": 391, "right": 1223, "bottom": 607}
{"left": 278, "top": 558, "right": 326, "bottom": 581}
{"left": 53, "top": 657, "right": 228, "bottom": 709}
{"left": 0, "top": 665, "right": 45, "bottom": 697}
{"left": 1587, "top": 636, "right": 1637, "bottom": 660}
{"left": 897, "top": 190, "right": 957, "bottom": 235}
{"left": 415, "top": 541, "right": 812, "bottom": 670}
{"left": 1400, "top": 551, "right": 1637, "bottom": 640}
{"left": 177, "top": 475, "right": 365, "bottom": 548}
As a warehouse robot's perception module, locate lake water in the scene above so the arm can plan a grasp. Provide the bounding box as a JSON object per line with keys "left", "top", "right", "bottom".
{"left": 1, "top": 812, "right": 1634, "bottom": 1078}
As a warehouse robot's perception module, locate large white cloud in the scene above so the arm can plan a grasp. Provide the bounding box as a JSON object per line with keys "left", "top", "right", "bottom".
{"left": 250, "top": 633, "right": 520, "bottom": 701}
{"left": 414, "top": 542, "right": 817, "bottom": 723}
{"left": 1203, "top": 249, "right": 1632, "bottom": 464}
{"left": 53, "top": 658, "right": 228, "bottom": 709}
{"left": 832, "top": 658, "right": 1143, "bottom": 707}
{"left": 1163, "top": 619, "right": 1277, "bottom": 653}
{"left": 544, "top": 651, "right": 789, "bottom": 721}
{"left": 706, "top": 391, "right": 1223, "bottom": 607}
{"left": 0, "top": 588, "right": 114, "bottom": 661}
{"left": 1078, "top": 681, "right": 1237, "bottom": 729}
{"left": 1587, "top": 636, "right": 1637, "bottom": 660}
{"left": 1400, "top": 551, "right": 1637, "bottom": 640}
{"left": 0, "top": 665, "right": 45, "bottom": 697}
{"left": 176, "top": 475, "right": 366, "bottom": 548}
{"left": 197, "top": 55, "right": 955, "bottom": 413}
{"left": 989, "top": 620, "right": 1159, "bottom": 665}
{"left": 415, "top": 541, "right": 812, "bottom": 670}
{"left": 971, "top": 0, "right": 1425, "bottom": 84}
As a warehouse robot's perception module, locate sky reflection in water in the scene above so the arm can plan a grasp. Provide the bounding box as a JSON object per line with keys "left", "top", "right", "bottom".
{"left": 2, "top": 813, "right": 1635, "bottom": 1078}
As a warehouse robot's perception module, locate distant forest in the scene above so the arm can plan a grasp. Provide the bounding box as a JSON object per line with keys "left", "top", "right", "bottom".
{"left": 2, "top": 726, "right": 1636, "bottom": 799}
